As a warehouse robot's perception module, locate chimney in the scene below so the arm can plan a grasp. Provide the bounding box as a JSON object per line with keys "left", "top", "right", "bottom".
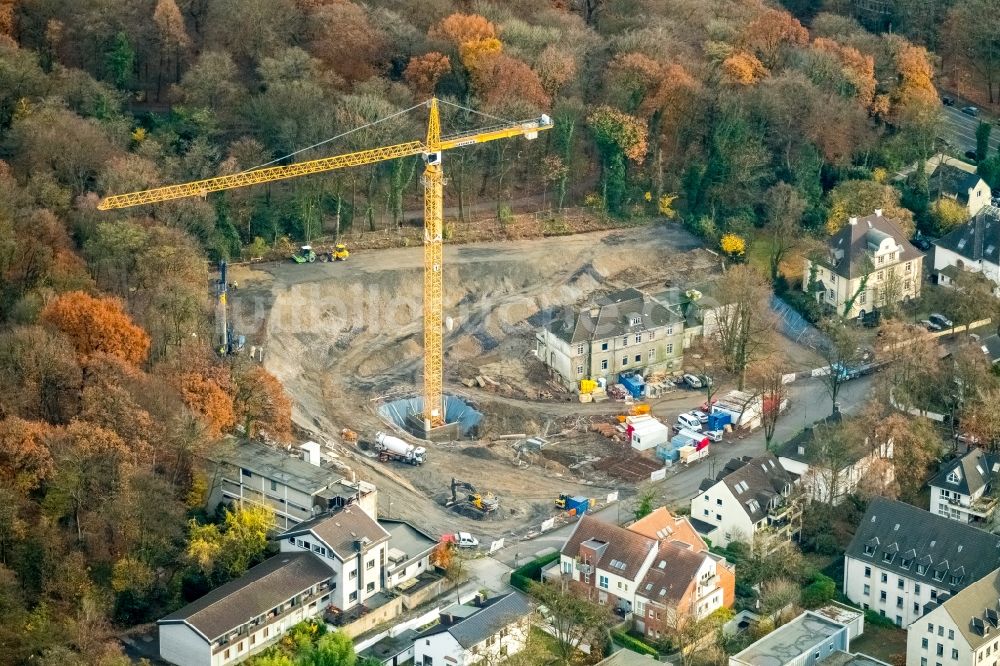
{"left": 589, "top": 306, "right": 600, "bottom": 317}
{"left": 875, "top": 208, "right": 883, "bottom": 217}
{"left": 300, "top": 441, "right": 321, "bottom": 466}
{"left": 849, "top": 216, "right": 858, "bottom": 226}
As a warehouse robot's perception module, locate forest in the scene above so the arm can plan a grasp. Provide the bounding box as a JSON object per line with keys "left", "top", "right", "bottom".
{"left": 0, "top": 0, "right": 996, "bottom": 663}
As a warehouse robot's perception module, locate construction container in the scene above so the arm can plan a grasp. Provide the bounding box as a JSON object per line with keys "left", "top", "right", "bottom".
{"left": 707, "top": 411, "right": 732, "bottom": 432}
{"left": 630, "top": 403, "right": 651, "bottom": 416}
{"left": 679, "top": 444, "right": 709, "bottom": 465}
{"left": 626, "top": 415, "right": 671, "bottom": 451}
{"left": 673, "top": 428, "right": 709, "bottom": 449}
{"left": 656, "top": 442, "right": 681, "bottom": 462}
{"left": 620, "top": 374, "right": 645, "bottom": 398}
{"left": 563, "top": 496, "right": 591, "bottom": 515}
{"left": 579, "top": 379, "right": 597, "bottom": 394}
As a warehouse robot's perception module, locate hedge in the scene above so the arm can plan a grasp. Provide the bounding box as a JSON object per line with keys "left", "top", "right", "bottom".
{"left": 864, "top": 609, "right": 899, "bottom": 629}
{"left": 611, "top": 629, "right": 659, "bottom": 656}
{"left": 510, "top": 551, "right": 561, "bottom": 592}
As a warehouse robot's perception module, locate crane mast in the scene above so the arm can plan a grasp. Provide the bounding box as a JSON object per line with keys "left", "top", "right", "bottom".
{"left": 98, "top": 99, "right": 552, "bottom": 433}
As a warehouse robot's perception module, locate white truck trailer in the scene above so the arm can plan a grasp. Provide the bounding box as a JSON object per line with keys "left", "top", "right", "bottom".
{"left": 375, "top": 432, "right": 426, "bottom": 465}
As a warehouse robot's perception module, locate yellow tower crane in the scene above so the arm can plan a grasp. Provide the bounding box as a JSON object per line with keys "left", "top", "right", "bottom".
{"left": 98, "top": 98, "right": 553, "bottom": 430}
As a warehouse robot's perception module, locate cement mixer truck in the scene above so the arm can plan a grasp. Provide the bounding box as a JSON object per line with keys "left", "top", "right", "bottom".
{"left": 375, "top": 432, "right": 426, "bottom": 465}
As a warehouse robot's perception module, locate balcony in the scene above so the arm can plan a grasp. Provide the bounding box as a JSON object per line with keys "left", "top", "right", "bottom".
{"left": 945, "top": 494, "right": 999, "bottom": 518}
{"left": 577, "top": 562, "right": 593, "bottom": 575}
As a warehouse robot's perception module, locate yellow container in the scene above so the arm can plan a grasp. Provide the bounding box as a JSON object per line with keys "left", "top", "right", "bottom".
{"left": 579, "top": 379, "right": 597, "bottom": 394}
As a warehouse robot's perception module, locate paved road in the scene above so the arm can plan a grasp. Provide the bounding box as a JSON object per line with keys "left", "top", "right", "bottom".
{"left": 940, "top": 106, "right": 1000, "bottom": 155}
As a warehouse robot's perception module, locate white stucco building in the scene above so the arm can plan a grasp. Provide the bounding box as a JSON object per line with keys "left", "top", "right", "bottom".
{"left": 843, "top": 497, "right": 1000, "bottom": 628}
{"left": 932, "top": 205, "right": 1000, "bottom": 292}
{"left": 689, "top": 453, "right": 800, "bottom": 551}
{"left": 412, "top": 592, "right": 533, "bottom": 666}
{"left": 906, "top": 568, "right": 1000, "bottom": 666}
{"left": 928, "top": 448, "right": 1000, "bottom": 527}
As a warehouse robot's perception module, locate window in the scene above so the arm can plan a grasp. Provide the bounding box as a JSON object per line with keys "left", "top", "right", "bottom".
{"left": 878, "top": 255, "right": 885, "bottom": 265}
{"left": 898, "top": 578, "right": 905, "bottom": 589}
{"left": 881, "top": 572, "right": 888, "bottom": 583}
{"left": 225, "top": 649, "right": 231, "bottom": 660}
{"left": 880, "top": 591, "right": 887, "bottom": 602}
{"left": 630, "top": 316, "right": 641, "bottom": 326}
{"left": 938, "top": 626, "right": 944, "bottom": 637}
{"left": 634, "top": 334, "right": 642, "bottom": 344}
{"left": 914, "top": 602, "right": 920, "bottom": 613}
{"left": 904, "top": 279, "right": 912, "bottom": 290}
{"left": 901, "top": 558, "right": 912, "bottom": 569}
{"left": 366, "top": 582, "right": 375, "bottom": 592}
{"left": 666, "top": 343, "right": 673, "bottom": 354}
{"left": 601, "top": 359, "right": 608, "bottom": 371}
{"left": 599, "top": 575, "right": 609, "bottom": 589}
{"left": 716, "top": 513, "right": 722, "bottom": 520}
{"left": 648, "top": 348, "right": 655, "bottom": 361}
{"left": 949, "top": 630, "right": 954, "bottom": 640}
{"left": 601, "top": 342, "right": 609, "bottom": 351}
{"left": 649, "top": 330, "right": 655, "bottom": 340}
{"left": 366, "top": 560, "right": 375, "bottom": 570}
{"left": 952, "top": 649, "right": 959, "bottom": 660}
{"left": 934, "top": 570, "right": 945, "bottom": 582}
{"left": 864, "top": 566, "right": 871, "bottom": 578}
{"left": 828, "top": 289, "right": 835, "bottom": 300}
{"left": 928, "top": 623, "right": 934, "bottom": 633}
{"left": 937, "top": 644, "right": 944, "bottom": 657}
{"left": 264, "top": 627, "right": 269, "bottom": 638}
{"left": 906, "top": 262, "right": 912, "bottom": 273}
{"left": 622, "top": 356, "right": 628, "bottom": 367}
{"left": 241, "top": 468, "right": 252, "bottom": 477}
{"left": 577, "top": 344, "right": 585, "bottom": 355}
{"left": 622, "top": 336, "right": 628, "bottom": 346}
{"left": 716, "top": 498, "right": 723, "bottom": 506}
{"left": 897, "top": 596, "right": 904, "bottom": 608}
{"left": 922, "top": 638, "right": 929, "bottom": 649}
{"left": 576, "top": 365, "right": 584, "bottom": 375}
{"left": 349, "top": 591, "right": 358, "bottom": 602}
{"left": 877, "top": 270, "right": 884, "bottom": 280}
{"left": 349, "top": 570, "right": 357, "bottom": 580}
{"left": 634, "top": 354, "right": 641, "bottom": 363}
{"left": 917, "top": 564, "right": 927, "bottom": 575}
{"left": 250, "top": 635, "right": 256, "bottom": 646}
{"left": 667, "top": 325, "right": 674, "bottom": 335}
{"left": 859, "top": 291, "right": 867, "bottom": 304}
{"left": 864, "top": 584, "right": 871, "bottom": 595}
{"left": 703, "top": 509, "right": 709, "bottom": 516}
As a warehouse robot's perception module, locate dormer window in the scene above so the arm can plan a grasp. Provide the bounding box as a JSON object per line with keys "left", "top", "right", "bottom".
{"left": 900, "top": 558, "right": 912, "bottom": 570}
{"left": 864, "top": 544, "right": 876, "bottom": 556}
{"left": 630, "top": 316, "right": 641, "bottom": 326}
{"left": 947, "top": 471, "right": 960, "bottom": 484}
{"left": 883, "top": 552, "right": 895, "bottom": 565}
{"left": 950, "top": 575, "right": 962, "bottom": 585}
{"left": 933, "top": 570, "right": 945, "bottom": 582}
{"left": 917, "top": 564, "right": 927, "bottom": 575}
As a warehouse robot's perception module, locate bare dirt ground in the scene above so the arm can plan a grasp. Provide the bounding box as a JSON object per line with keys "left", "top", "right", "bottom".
{"left": 228, "top": 224, "right": 725, "bottom": 540}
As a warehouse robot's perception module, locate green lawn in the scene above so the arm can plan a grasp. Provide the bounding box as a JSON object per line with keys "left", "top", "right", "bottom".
{"left": 851, "top": 624, "right": 908, "bottom": 663}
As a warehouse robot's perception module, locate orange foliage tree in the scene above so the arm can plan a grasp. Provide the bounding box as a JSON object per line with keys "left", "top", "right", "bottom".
{"left": 233, "top": 365, "right": 292, "bottom": 442}
{"left": 404, "top": 52, "right": 452, "bottom": 97}
{"left": 743, "top": 8, "right": 808, "bottom": 67}
{"left": 431, "top": 13, "right": 496, "bottom": 47}
{"left": 812, "top": 37, "right": 876, "bottom": 112}
{"left": 469, "top": 53, "right": 550, "bottom": 110}
{"left": 722, "top": 52, "right": 769, "bottom": 86}
{"left": 535, "top": 45, "right": 576, "bottom": 98}
{"left": 0, "top": 417, "right": 53, "bottom": 491}
{"left": 175, "top": 371, "right": 236, "bottom": 437}
{"left": 41, "top": 291, "right": 150, "bottom": 366}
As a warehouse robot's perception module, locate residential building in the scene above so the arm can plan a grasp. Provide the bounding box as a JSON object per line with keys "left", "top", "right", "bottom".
{"left": 380, "top": 519, "right": 438, "bottom": 589}
{"left": 553, "top": 512, "right": 734, "bottom": 638}
{"left": 928, "top": 161, "right": 992, "bottom": 217}
{"left": 843, "top": 497, "right": 1000, "bottom": 627}
{"left": 777, "top": 411, "right": 893, "bottom": 505}
{"left": 905, "top": 567, "right": 1000, "bottom": 666}
{"left": 204, "top": 439, "right": 377, "bottom": 529}
{"left": 932, "top": 205, "right": 1000, "bottom": 291}
{"left": 535, "top": 287, "right": 685, "bottom": 390}
{"left": 412, "top": 592, "right": 533, "bottom": 666}
{"left": 690, "top": 453, "right": 801, "bottom": 551}
{"left": 159, "top": 552, "right": 334, "bottom": 666}
{"left": 980, "top": 334, "right": 1000, "bottom": 365}
{"left": 729, "top": 604, "right": 866, "bottom": 666}
{"left": 928, "top": 449, "right": 1000, "bottom": 527}
{"left": 278, "top": 505, "right": 392, "bottom": 612}
{"left": 802, "top": 210, "right": 923, "bottom": 319}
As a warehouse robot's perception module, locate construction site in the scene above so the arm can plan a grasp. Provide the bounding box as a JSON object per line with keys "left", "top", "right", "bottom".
{"left": 226, "top": 224, "right": 727, "bottom": 538}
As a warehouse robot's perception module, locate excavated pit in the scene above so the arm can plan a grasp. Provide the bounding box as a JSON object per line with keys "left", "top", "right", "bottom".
{"left": 377, "top": 395, "right": 483, "bottom": 440}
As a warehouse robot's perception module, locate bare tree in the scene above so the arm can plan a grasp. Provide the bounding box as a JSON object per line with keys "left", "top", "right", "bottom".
{"left": 815, "top": 319, "right": 863, "bottom": 416}
{"left": 711, "top": 265, "right": 776, "bottom": 389}
{"left": 748, "top": 356, "right": 789, "bottom": 451}
{"left": 806, "top": 422, "right": 863, "bottom": 505}
{"left": 763, "top": 183, "right": 807, "bottom": 282}
{"left": 529, "top": 581, "right": 612, "bottom": 664}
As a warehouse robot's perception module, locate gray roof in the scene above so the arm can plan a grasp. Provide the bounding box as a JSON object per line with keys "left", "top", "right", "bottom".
{"left": 934, "top": 206, "right": 1000, "bottom": 264}
{"left": 816, "top": 211, "right": 923, "bottom": 280}
{"left": 846, "top": 498, "right": 1000, "bottom": 592}
{"left": 930, "top": 449, "right": 1000, "bottom": 496}
{"left": 546, "top": 288, "right": 683, "bottom": 344}
{"left": 159, "top": 552, "right": 331, "bottom": 641}
{"left": 938, "top": 567, "right": 1000, "bottom": 651}
{"left": 358, "top": 628, "right": 419, "bottom": 662}
{"left": 818, "top": 651, "right": 891, "bottom": 666}
{"left": 418, "top": 592, "right": 533, "bottom": 649}
{"left": 731, "top": 611, "right": 846, "bottom": 665}
{"left": 982, "top": 334, "right": 1000, "bottom": 364}
{"left": 596, "top": 650, "right": 659, "bottom": 665}
{"left": 704, "top": 453, "right": 795, "bottom": 523}
{"left": 929, "top": 163, "right": 985, "bottom": 204}
{"left": 206, "top": 440, "right": 343, "bottom": 495}
{"left": 280, "top": 506, "right": 390, "bottom": 560}
{"left": 776, "top": 413, "right": 846, "bottom": 465}
{"left": 380, "top": 519, "right": 437, "bottom": 562}
{"left": 561, "top": 514, "right": 657, "bottom": 582}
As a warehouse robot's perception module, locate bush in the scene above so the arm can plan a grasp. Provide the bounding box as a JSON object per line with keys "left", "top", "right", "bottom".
{"left": 801, "top": 574, "right": 836, "bottom": 608}
{"left": 865, "top": 609, "right": 898, "bottom": 629}
{"left": 611, "top": 629, "right": 659, "bottom": 656}
{"left": 510, "top": 551, "right": 560, "bottom": 592}
{"left": 779, "top": 290, "right": 823, "bottom": 323}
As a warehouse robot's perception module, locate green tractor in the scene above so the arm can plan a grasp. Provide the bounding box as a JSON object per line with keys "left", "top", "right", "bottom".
{"left": 292, "top": 245, "right": 317, "bottom": 264}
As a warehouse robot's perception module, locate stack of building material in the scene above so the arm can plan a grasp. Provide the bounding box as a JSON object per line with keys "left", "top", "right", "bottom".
{"left": 607, "top": 384, "right": 629, "bottom": 400}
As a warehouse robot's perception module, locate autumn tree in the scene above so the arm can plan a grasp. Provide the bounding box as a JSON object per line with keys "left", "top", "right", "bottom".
{"left": 529, "top": 582, "right": 612, "bottom": 664}
{"left": 403, "top": 52, "right": 451, "bottom": 97}
{"left": 749, "top": 356, "right": 789, "bottom": 451}
{"left": 806, "top": 423, "right": 864, "bottom": 505}
{"left": 865, "top": 411, "right": 943, "bottom": 502}
{"left": 173, "top": 369, "right": 236, "bottom": 437}
{"left": 943, "top": 0, "right": 1000, "bottom": 104}
{"left": 711, "top": 265, "right": 775, "bottom": 388}
{"left": 763, "top": 182, "right": 808, "bottom": 282}
{"left": 742, "top": 9, "right": 808, "bottom": 67}
{"left": 824, "top": 180, "right": 915, "bottom": 236}
{"left": 185, "top": 503, "right": 273, "bottom": 581}
{"left": 816, "top": 319, "right": 864, "bottom": 415}
{"left": 232, "top": 363, "right": 292, "bottom": 442}
{"left": 41, "top": 291, "right": 150, "bottom": 366}
{"left": 587, "top": 105, "right": 648, "bottom": 213}
{"left": 0, "top": 417, "right": 53, "bottom": 491}
{"left": 722, "top": 52, "right": 768, "bottom": 86}
{"left": 307, "top": 1, "right": 385, "bottom": 84}
{"left": 0, "top": 326, "right": 81, "bottom": 424}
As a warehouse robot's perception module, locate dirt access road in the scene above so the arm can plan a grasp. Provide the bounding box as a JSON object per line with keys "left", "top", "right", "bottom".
{"left": 230, "top": 224, "right": 719, "bottom": 542}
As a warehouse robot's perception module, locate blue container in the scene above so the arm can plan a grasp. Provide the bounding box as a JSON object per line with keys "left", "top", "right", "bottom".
{"left": 707, "top": 411, "right": 731, "bottom": 431}
{"left": 620, "top": 374, "right": 645, "bottom": 398}
{"left": 565, "top": 496, "right": 590, "bottom": 515}
{"left": 656, "top": 443, "right": 680, "bottom": 462}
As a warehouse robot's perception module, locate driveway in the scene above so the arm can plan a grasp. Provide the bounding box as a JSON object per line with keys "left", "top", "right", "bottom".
{"left": 940, "top": 106, "right": 999, "bottom": 155}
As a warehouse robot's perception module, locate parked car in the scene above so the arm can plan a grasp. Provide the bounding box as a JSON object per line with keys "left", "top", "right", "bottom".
{"left": 675, "top": 413, "right": 703, "bottom": 432}
{"left": 955, "top": 432, "right": 981, "bottom": 446}
{"left": 699, "top": 398, "right": 719, "bottom": 412}
{"left": 705, "top": 430, "right": 724, "bottom": 442}
{"left": 452, "top": 532, "right": 479, "bottom": 548}
{"left": 929, "top": 313, "right": 954, "bottom": 328}
{"left": 942, "top": 96, "right": 955, "bottom": 106}
{"left": 692, "top": 409, "right": 711, "bottom": 424}
{"left": 962, "top": 106, "right": 980, "bottom": 117}
{"left": 965, "top": 150, "right": 978, "bottom": 161}
{"left": 682, "top": 373, "right": 703, "bottom": 389}
{"left": 912, "top": 237, "right": 933, "bottom": 251}
{"left": 698, "top": 374, "right": 714, "bottom": 387}
{"left": 921, "top": 319, "right": 943, "bottom": 332}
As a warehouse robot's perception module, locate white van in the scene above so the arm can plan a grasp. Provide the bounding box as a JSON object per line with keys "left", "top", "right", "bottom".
{"left": 675, "top": 413, "right": 703, "bottom": 432}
